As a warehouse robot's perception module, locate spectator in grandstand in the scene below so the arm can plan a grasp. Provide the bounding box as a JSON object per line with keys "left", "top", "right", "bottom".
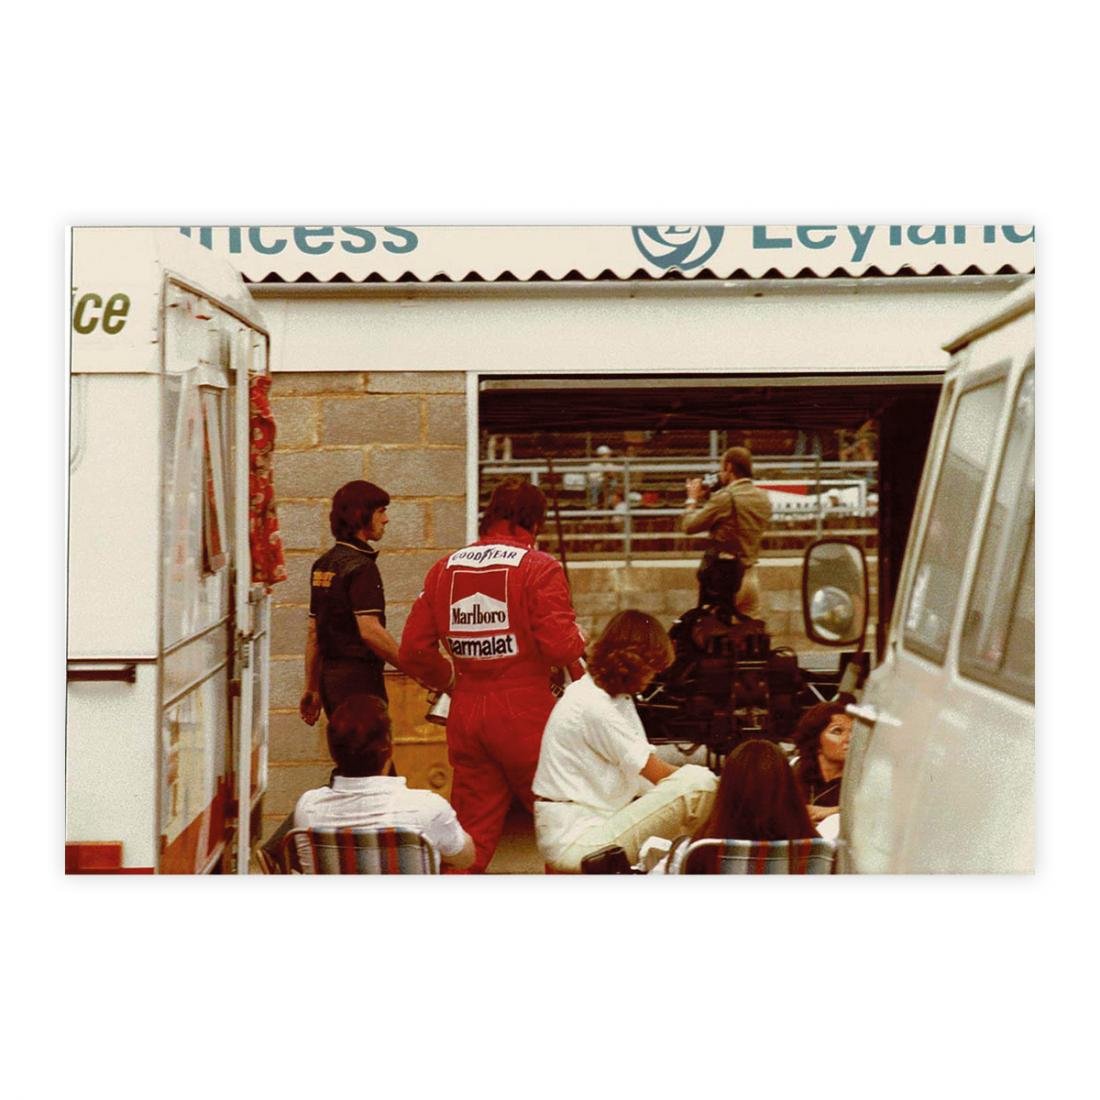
{"left": 532, "top": 610, "right": 717, "bottom": 872}
{"left": 586, "top": 444, "right": 616, "bottom": 509}
{"left": 293, "top": 694, "right": 476, "bottom": 869}
{"left": 791, "top": 702, "right": 853, "bottom": 826}
{"left": 681, "top": 446, "right": 772, "bottom": 620}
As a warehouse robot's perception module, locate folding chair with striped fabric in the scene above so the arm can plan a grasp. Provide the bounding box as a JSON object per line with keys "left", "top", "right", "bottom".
{"left": 284, "top": 826, "right": 442, "bottom": 875}
{"left": 667, "top": 837, "right": 837, "bottom": 875}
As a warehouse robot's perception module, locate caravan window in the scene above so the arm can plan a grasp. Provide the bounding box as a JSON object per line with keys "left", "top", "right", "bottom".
{"left": 903, "top": 376, "right": 1007, "bottom": 663}
{"left": 959, "top": 368, "right": 1035, "bottom": 699}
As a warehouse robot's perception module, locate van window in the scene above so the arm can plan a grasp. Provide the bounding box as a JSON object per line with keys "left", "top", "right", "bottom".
{"left": 903, "top": 376, "right": 1007, "bottom": 662}
{"left": 959, "top": 369, "right": 1035, "bottom": 699}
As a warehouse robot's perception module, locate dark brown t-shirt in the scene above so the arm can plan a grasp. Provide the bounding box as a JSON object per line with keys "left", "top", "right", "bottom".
{"left": 309, "top": 539, "right": 385, "bottom": 664}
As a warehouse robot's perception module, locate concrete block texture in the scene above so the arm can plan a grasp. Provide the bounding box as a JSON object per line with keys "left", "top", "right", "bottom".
{"left": 386, "top": 604, "right": 412, "bottom": 647}
{"left": 764, "top": 588, "right": 803, "bottom": 613}
{"left": 270, "top": 397, "right": 318, "bottom": 449}
{"left": 620, "top": 589, "right": 668, "bottom": 615}
{"left": 379, "top": 550, "right": 446, "bottom": 604}
{"left": 277, "top": 554, "right": 315, "bottom": 606}
{"left": 424, "top": 394, "right": 467, "bottom": 446}
{"left": 268, "top": 711, "right": 329, "bottom": 763}
{"left": 664, "top": 589, "right": 699, "bottom": 615}
{"left": 272, "top": 372, "right": 367, "bottom": 396}
{"left": 270, "top": 656, "right": 305, "bottom": 710}
{"left": 573, "top": 590, "right": 628, "bottom": 616}
{"left": 322, "top": 395, "right": 420, "bottom": 446}
{"left": 367, "top": 446, "right": 466, "bottom": 497}
{"left": 366, "top": 371, "right": 464, "bottom": 394}
{"left": 271, "top": 605, "right": 308, "bottom": 657}
{"left": 757, "top": 560, "right": 804, "bottom": 590}
{"left": 430, "top": 498, "right": 468, "bottom": 549}
{"left": 265, "top": 762, "right": 335, "bottom": 817}
{"left": 276, "top": 502, "right": 327, "bottom": 551}
{"left": 274, "top": 448, "right": 364, "bottom": 499}
{"left": 378, "top": 501, "right": 426, "bottom": 550}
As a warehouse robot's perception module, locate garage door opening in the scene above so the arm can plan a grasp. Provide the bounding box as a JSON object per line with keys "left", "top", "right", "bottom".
{"left": 478, "top": 373, "right": 940, "bottom": 658}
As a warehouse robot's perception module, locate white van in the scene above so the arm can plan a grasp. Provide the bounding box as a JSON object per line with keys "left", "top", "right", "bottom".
{"left": 803, "top": 281, "right": 1034, "bottom": 872}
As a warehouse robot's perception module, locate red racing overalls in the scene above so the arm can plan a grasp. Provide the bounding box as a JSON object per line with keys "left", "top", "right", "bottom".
{"left": 399, "top": 523, "right": 586, "bottom": 872}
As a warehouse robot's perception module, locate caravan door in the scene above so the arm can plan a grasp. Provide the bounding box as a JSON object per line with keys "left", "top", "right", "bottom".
{"left": 158, "top": 282, "right": 271, "bottom": 873}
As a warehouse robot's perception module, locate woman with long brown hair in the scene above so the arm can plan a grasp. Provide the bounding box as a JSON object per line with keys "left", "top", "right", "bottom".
{"left": 532, "top": 610, "right": 717, "bottom": 872}
{"left": 694, "top": 738, "right": 818, "bottom": 843}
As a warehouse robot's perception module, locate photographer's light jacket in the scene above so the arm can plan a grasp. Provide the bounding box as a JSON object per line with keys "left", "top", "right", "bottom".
{"left": 681, "top": 478, "right": 772, "bottom": 564}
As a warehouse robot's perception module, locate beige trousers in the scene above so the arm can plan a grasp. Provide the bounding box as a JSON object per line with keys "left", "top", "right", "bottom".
{"left": 535, "top": 764, "right": 718, "bottom": 872}
{"left": 736, "top": 566, "right": 762, "bottom": 619}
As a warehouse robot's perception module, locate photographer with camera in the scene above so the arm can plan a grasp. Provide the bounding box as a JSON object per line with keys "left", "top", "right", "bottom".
{"left": 681, "top": 446, "right": 772, "bottom": 620}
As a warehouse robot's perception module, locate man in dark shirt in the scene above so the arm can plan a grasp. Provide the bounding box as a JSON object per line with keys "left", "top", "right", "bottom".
{"left": 299, "top": 480, "right": 447, "bottom": 726}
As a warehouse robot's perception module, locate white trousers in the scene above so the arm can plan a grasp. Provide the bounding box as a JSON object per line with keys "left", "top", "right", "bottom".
{"left": 534, "top": 764, "right": 718, "bottom": 872}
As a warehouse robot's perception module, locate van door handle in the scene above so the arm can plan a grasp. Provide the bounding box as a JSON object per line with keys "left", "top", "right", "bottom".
{"left": 846, "top": 703, "right": 902, "bottom": 728}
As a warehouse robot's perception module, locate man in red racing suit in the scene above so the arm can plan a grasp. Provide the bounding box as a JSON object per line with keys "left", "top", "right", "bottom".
{"left": 399, "top": 477, "right": 586, "bottom": 872}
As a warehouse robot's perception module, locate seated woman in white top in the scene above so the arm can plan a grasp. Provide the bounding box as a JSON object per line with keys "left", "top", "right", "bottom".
{"left": 532, "top": 610, "right": 718, "bottom": 872}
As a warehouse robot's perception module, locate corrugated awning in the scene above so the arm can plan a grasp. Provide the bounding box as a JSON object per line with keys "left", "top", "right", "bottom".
{"left": 174, "top": 225, "right": 1035, "bottom": 284}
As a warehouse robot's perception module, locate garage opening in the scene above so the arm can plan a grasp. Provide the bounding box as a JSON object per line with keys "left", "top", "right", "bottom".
{"left": 478, "top": 373, "right": 940, "bottom": 657}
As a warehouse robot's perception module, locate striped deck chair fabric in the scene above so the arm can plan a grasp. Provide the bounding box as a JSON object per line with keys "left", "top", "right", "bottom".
{"left": 668, "top": 837, "right": 836, "bottom": 875}
{"left": 286, "top": 827, "right": 441, "bottom": 875}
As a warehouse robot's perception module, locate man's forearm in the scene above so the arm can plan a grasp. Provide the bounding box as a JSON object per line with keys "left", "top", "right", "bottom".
{"left": 681, "top": 494, "right": 727, "bottom": 535}
{"left": 356, "top": 615, "right": 402, "bottom": 667}
{"left": 358, "top": 615, "right": 451, "bottom": 690}
{"left": 304, "top": 623, "right": 321, "bottom": 691}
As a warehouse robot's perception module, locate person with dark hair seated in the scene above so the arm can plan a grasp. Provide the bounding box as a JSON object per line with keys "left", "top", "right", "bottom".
{"left": 294, "top": 694, "right": 475, "bottom": 870}
{"left": 790, "top": 701, "right": 852, "bottom": 828}
{"left": 532, "top": 610, "right": 717, "bottom": 872}
{"left": 650, "top": 738, "right": 820, "bottom": 874}
{"left": 695, "top": 738, "right": 819, "bottom": 843}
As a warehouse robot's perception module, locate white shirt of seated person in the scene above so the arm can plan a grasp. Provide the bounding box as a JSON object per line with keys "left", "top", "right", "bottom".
{"left": 294, "top": 774, "right": 470, "bottom": 863}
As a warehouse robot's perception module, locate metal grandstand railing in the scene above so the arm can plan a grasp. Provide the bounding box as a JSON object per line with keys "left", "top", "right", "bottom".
{"left": 479, "top": 455, "right": 879, "bottom": 562}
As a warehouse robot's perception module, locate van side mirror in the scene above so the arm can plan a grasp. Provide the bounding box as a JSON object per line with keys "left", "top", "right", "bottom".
{"left": 802, "top": 538, "right": 868, "bottom": 648}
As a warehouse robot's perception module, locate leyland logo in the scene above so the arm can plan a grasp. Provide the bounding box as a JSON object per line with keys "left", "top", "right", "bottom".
{"left": 631, "top": 226, "right": 725, "bottom": 270}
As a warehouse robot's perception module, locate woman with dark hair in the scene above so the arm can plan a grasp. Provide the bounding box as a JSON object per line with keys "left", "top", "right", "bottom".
{"left": 791, "top": 701, "right": 853, "bottom": 826}
{"left": 300, "top": 480, "right": 447, "bottom": 726}
{"left": 694, "top": 739, "right": 818, "bottom": 843}
{"left": 532, "top": 610, "right": 717, "bottom": 872}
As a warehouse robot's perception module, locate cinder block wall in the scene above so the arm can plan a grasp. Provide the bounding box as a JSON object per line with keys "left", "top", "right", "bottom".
{"left": 264, "top": 370, "right": 466, "bottom": 840}
{"left": 568, "top": 558, "right": 878, "bottom": 656}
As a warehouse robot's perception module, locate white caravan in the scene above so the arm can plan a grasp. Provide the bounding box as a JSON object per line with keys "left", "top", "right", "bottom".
{"left": 67, "top": 229, "right": 273, "bottom": 874}
{"left": 806, "top": 281, "right": 1034, "bottom": 872}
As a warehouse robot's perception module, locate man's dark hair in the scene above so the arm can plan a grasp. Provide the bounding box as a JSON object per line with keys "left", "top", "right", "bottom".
{"left": 330, "top": 480, "right": 390, "bottom": 541}
{"left": 722, "top": 446, "right": 754, "bottom": 480}
{"left": 326, "top": 694, "right": 392, "bottom": 777}
{"left": 480, "top": 476, "right": 547, "bottom": 536}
